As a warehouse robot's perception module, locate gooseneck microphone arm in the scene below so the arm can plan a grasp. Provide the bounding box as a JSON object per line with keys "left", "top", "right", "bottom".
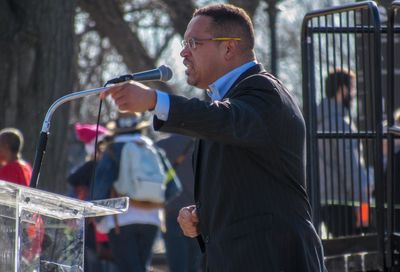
{"left": 29, "top": 86, "right": 109, "bottom": 188}
{"left": 30, "top": 65, "right": 173, "bottom": 188}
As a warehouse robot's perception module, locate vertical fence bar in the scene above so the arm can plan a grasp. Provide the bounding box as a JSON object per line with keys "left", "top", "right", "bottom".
{"left": 386, "top": 2, "right": 396, "bottom": 269}
{"left": 385, "top": 2, "right": 400, "bottom": 269}
{"left": 369, "top": 1, "right": 385, "bottom": 269}
{"left": 346, "top": 10, "right": 357, "bottom": 236}
{"left": 301, "top": 12, "right": 319, "bottom": 230}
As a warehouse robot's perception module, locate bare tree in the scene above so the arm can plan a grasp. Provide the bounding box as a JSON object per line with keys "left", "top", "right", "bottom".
{"left": 160, "top": 0, "right": 196, "bottom": 36}
{"left": 230, "top": 0, "right": 261, "bottom": 19}
{"left": 78, "top": 0, "right": 174, "bottom": 92}
{"left": 0, "top": 0, "right": 76, "bottom": 192}
{"left": 264, "top": 0, "right": 283, "bottom": 76}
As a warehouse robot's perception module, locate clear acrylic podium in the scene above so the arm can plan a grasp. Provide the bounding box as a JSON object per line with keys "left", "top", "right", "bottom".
{"left": 0, "top": 179, "right": 128, "bottom": 272}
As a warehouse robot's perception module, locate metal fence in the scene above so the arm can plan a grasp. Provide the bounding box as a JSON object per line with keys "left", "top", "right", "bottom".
{"left": 386, "top": 2, "right": 400, "bottom": 270}
{"left": 301, "top": 1, "right": 386, "bottom": 271}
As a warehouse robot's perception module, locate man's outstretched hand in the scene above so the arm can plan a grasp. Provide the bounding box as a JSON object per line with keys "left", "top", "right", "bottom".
{"left": 100, "top": 81, "right": 157, "bottom": 113}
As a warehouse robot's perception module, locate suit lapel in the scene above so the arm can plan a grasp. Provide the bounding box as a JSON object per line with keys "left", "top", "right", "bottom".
{"left": 193, "top": 63, "right": 266, "bottom": 201}
{"left": 193, "top": 139, "right": 201, "bottom": 201}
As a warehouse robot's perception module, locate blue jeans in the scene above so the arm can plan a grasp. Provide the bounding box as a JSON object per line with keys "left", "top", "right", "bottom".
{"left": 108, "top": 224, "right": 158, "bottom": 272}
{"left": 163, "top": 213, "right": 203, "bottom": 272}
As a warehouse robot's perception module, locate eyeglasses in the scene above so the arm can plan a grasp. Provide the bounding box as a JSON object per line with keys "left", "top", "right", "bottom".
{"left": 181, "top": 37, "right": 241, "bottom": 50}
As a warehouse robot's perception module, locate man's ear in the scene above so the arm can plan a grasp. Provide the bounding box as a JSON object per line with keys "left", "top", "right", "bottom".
{"left": 224, "top": 40, "right": 239, "bottom": 60}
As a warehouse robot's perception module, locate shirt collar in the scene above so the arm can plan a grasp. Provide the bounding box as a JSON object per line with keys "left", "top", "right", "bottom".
{"left": 208, "top": 60, "right": 257, "bottom": 101}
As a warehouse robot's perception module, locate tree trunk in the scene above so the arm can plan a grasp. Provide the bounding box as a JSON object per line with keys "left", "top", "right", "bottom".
{"left": 266, "top": 0, "right": 279, "bottom": 76}
{"left": 160, "top": 0, "right": 196, "bottom": 37}
{"left": 229, "top": 0, "right": 261, "bottom": 20}
{"left": 0, "top": 0, "right": 76, "bottom": 193}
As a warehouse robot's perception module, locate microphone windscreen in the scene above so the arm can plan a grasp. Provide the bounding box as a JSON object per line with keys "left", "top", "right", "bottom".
{"left": 159, "top": 65, "right": 173, "bottom": 82}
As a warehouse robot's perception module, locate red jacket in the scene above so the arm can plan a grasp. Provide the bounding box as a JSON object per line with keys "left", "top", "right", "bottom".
{"left": 0, "top": 160, "right": 32, "bottom": 186}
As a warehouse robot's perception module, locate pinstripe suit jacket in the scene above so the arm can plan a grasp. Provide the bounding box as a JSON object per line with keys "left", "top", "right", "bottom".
{"left": 154, "top": 64, "right": 325, "bottom": 272}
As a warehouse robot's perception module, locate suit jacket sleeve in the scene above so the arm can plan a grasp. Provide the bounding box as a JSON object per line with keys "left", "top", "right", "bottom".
{"left": 153, "top": 75, "right": 283, "bottom": 149}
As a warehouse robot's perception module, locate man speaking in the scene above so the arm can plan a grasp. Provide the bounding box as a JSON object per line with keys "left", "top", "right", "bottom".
{"left": 101, "top": 3, "right": 325, "bottom": 271}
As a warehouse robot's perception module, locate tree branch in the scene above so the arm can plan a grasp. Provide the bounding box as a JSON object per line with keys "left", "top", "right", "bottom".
{"left": 78, "top": 0, "right": 172, "bottom": 91}
{"left": 154, "top": 30, "right": 175, "bottom": 60}
{"left": 159, "top": 0, "right": 196, "bottom": 37}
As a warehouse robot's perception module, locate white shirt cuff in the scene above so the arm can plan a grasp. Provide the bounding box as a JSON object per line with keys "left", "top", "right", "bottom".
{"left": 154, "top": 90, "right": 170, "bottom": 121}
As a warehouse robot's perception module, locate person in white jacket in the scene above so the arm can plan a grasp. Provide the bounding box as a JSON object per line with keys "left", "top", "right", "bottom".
{"left": 95, "top": 112, "right": 161, "bottom": 272}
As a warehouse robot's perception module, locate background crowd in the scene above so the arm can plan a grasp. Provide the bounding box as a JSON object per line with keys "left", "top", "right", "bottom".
{"left": 0, "top": 115, "right": 203, "bottom": 272}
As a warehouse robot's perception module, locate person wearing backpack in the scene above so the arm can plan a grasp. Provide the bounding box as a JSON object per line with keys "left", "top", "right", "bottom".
{"left": 94, "top": 112, "right": 162, "bottom": 272}
{"left": 67, "top": 123, "right": 117, "bottom": 272}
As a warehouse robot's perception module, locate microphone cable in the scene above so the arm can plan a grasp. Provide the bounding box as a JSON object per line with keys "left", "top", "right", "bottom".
{"left": 87, "top": 65, "right": 172, "bottom": 200}
{"left": 89, "top": 82, "right": 107, "bottom": 201}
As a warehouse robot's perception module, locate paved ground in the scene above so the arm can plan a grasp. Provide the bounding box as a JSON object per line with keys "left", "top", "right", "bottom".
{"left": 150, "top": 253, "right": 169, "bottom": 271}
{"left": 150, "top": 235, "right": 169, "bottom": 271}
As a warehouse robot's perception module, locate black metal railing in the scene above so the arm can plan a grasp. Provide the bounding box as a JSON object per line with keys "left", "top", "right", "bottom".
{"left": 385, "top": 1, "right": 400, "bottom": 270}
{"left": 302, "top": 1, "right": 385, "bottom": 271}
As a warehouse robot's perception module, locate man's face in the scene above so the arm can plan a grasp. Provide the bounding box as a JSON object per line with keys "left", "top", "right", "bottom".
{"left": 339, "top": 81, "right": 356, "bottom": 110}
{"left": 180, "top": 16, "right": 226, "bottom": 89}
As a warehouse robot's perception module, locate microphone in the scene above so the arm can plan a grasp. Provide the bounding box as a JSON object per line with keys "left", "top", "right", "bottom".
{"left": 106, "top": 65, "right": 173, "bottom": 85}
